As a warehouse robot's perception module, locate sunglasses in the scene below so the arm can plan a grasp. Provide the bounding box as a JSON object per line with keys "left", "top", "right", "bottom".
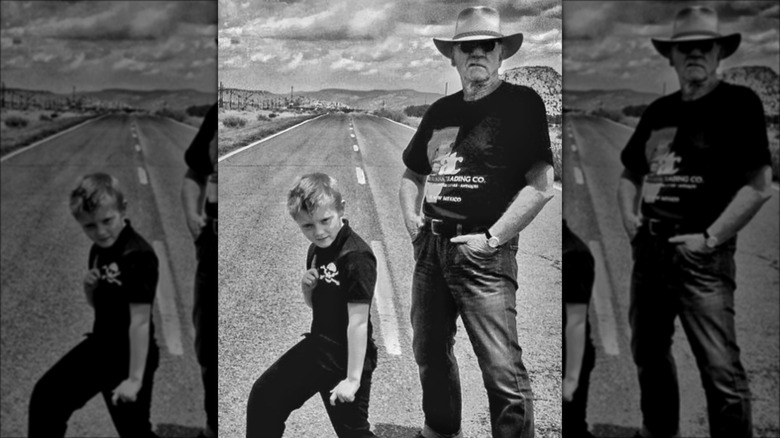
{"left": 674, "top": 40, "right": 716, "bottom": 54}
{"left": 456, "top": 39, "right": 499, "bottom": 54}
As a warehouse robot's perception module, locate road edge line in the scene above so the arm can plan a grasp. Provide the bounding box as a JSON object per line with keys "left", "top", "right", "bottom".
{"left": 588, "top": 240, "right": 621, "bottom": 356}
{"left": 1, "top": 115, "right": 107, "bottom": 163}
{"left": 218, "top": 113, "right": 327, "bottom": 162}
{"left": 380, "top": 117, "right": 417, "bottom": 131}
{"left": 370, "top": 241, "right": 403, "bottom": 356}
{"left": 153, "top": 241, "right": 185, "bottom": 356}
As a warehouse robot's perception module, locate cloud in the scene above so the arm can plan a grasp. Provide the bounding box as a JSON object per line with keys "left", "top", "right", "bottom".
{"left": 113, "top": 57, "right": 148, "bottom": 72}
{"left": 330, "top": 57, "right": 367, "bottom": 72}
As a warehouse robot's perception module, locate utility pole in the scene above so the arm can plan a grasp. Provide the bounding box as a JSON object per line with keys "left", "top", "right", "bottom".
{"left": 444, "top": 82, "right": 448, "bottom": 97}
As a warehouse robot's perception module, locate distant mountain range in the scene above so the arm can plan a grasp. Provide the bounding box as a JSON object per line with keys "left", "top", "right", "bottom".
{"left": 501, "top": 66, "right": 561, "bottom": 117}
{"left": 2, "top": 87, "right": 214, "bottom": 111}
{"left": 297, "top": 88, "right": 443, "bottom": 111}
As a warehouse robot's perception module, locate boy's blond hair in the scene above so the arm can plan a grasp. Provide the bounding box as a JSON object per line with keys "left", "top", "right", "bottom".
{"left": 70, "top": 172, "right": 127, "bottom": 216}
{"left": 287, "top": 173, "right": 344, "bottom": 218}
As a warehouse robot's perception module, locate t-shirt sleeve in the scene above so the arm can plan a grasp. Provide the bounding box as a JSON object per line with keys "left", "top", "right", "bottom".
{"left": 734, "top": 87, "right": 771, "bottom": 181}
{"left": 184, "top": 103, "right": 217, "bottom": 176}
{"left": 402, "top": 105, "right": 435, "bottom": 176}
{"left": 341, "top": 251, "right": 377, "bottom": 305}
{"left": 122, "top": 251, "right": 159, "bottom": 304}
{"left": 620, "top": 104, "right": 656, "bottom": 176}
{"left": 563, "top": 250, "right": 595, "bottom": 305}
{"left": 522, "top": 89, "right": 553, "bottom": 168}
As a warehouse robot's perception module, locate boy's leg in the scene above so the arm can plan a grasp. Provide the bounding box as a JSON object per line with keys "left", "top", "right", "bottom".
{"left": 28, "top": 337, "right": 105, "bottom": 438}
{"left": 320, "top": 365, "right": 377, "bottom": 438}
{"left": 410, "top": 230, "right": 462, "bottom": 438}
{"left": 103, "top": 342, "right": 160, "bottom": 438}
{"left": 194, "top": 227, "right": 217, "bottom": 436}
{"left": 246, "top": 336, "right": 329, "bottom": 438}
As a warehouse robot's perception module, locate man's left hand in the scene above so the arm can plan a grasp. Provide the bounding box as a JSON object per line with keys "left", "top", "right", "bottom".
{"left": 111, "top": 378, "right": 142, "bottom": 405}
{"left": 450, "top": 233, "right": 490, "bottom": 249}
{"left": 563, "top": 376, "right": 578, "bottom": 402}
{"left": 329, "top": 378, "right": 360, "bottom": 406}
{"left": 668, "top": 233, "right": 714, "bottom": 254}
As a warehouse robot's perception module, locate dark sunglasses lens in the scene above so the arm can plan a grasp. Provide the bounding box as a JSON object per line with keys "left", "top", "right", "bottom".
{"left": 460, "top": 40, "right": 497, "bottom": 53}
{"left": 678, "top": 41, "right": 714, "bottom": 54}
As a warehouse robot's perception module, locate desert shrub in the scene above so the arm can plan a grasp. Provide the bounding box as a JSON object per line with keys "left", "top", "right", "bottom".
{"left": 591, "top": 107, "right": 623, "bottom": 123}
{"left": 622, "top": 104, "right": 649, "bottom": 118}
{"left": 50, "top": 112, "right": 59, "bottom": 118}
{"left": 404, "top": 104, "right": 430, "bottom": 118}
{"left": 268, "top": 113, "right": 277, "bottom": 118}
{"left": 155, "top": 108, "right": 187, "bottom": 122}
{"left": 257, "top": 113, "right": 269, "bottom": 121}
{"left": 374, "top": 108, "right": 407, "bottom": 124}
{"left": 39, "top": 114, "right": 52, "bottom": 122}
{"left": 186, "top": 104, "right": 213, "bottom": 117}
{"left": 4, "top": 116, "right": 28, "bottom": 128}
{"left": 223, "top": 115, "right": 247, "bottom": 128}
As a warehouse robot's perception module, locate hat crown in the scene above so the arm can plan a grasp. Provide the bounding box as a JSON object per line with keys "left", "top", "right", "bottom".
{"left": 452, "top": 6, "right": 503, "bottom": 40}
{"left": 671, "top": 6, "right": 722, "bottom": 39}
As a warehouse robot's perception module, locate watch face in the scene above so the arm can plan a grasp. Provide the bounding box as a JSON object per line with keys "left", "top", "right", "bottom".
{"left": 488, "top": 236, "right": 500, "bottom": 248}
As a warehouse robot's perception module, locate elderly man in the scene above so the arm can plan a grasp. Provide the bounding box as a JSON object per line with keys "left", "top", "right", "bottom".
{"left": 617, "top": 6, "right": 772, "bottom": 438}
{"left": 399, "top": 6, "right": 554, "bottom": 438}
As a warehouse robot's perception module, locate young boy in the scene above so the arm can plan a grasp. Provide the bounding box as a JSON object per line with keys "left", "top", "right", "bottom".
{"left": 29, "top": 173, "right": 160, "bottom": 438}
{"left": 246, "top": 173, "right": 379, "bottom": 438}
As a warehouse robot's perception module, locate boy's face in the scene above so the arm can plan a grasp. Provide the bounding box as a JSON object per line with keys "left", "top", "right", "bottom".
{"left": 75, "top": 203, "right": 126, "bottom": 248}
{"left": 293, "top": 203, "right": 344, "bottom": 248}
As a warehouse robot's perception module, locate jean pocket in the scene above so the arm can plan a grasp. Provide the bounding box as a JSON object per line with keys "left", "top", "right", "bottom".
{"left": 462, "top": 238, "right": 499, "bottom": 259}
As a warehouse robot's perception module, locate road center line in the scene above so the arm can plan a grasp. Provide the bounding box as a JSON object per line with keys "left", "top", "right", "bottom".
{"left": 355, "top": 167, "right": 366, "bottom": 185}
{"left": 588, "top": 240, "right": 621, "bottom": 356}
{"left": 353, "top": 144, "right": 359, "bottom": 152}
{"left": 137, "top": 167, "right": 149, "bottom": 185}
{"left": 370, "top": 241, "right": 402, "bottom": 356}
{"left": 135, "top": 144, "right": 141, "bottom": 152}
{"left": 152, "top": 241, "right": 184, "bottom": 356}
{"left": 574, "top": 167, "right": 585, "bottom": 185}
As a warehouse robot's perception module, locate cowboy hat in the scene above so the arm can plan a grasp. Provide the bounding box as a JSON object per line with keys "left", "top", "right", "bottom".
{"left": 651, "top": 6, "right": 741, "bottom": 59}
{"left": 433, "top": 6, "right": 523, "bottom": 59}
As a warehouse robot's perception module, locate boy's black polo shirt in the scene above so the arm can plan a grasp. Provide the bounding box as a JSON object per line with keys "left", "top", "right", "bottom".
{"left": 305, "top": 220, "right": 377, "bottom": 360}
{"left": 88, "top": 220, "right": 158, "bottom": 355}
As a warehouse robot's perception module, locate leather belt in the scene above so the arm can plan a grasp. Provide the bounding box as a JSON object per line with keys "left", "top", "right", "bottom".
{"left": 645, "top": 218, "right": 698, "bottom": 237}
{"left": 422, "top": 217, "right": 487, "bottom": 238}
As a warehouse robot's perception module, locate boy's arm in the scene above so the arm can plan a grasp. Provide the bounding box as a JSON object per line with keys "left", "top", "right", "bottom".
{"left": 112, "top": 303, "right": 151, "bottom": 404}
{"left": 182, "top": 168, "right": 207, "bottom": 239}
{"left": 329, "top": 302, "right": 370, "bottom": 405}
{"left": 618, "top": 168, "right": 644, "bottom": 240}
{"left": 564, "top": 303, "right": 588, "bottom": 402}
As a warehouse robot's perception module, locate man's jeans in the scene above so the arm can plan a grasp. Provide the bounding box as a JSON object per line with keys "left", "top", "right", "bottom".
{"left": 630, "top": 226, "right": 752, "bottom": 438}
{"left": 411, "top": 229, "right": 534, "bottom": 438}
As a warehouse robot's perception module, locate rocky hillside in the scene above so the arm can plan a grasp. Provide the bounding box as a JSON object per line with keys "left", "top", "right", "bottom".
{"left": 501, "top": 66, "right": 561, "bottom": 119}
{"left": 299, "top": 88, "right": 442, "bottom": 111}
{"left": 721, "top": 66, "right": 779, "bottom": 119}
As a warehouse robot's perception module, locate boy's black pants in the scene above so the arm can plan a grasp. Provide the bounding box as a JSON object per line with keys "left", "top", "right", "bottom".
{"left": 28, "top": 335, "right": 159, "bottom": 438}
{"left": 246, "top": 334, "right": 377, "bottom": 438}
{"left": 562, "top": 339, "right": 596, "bottom": 437}
{"left": 194, "top": 223, "right": 217, "bottom": 434}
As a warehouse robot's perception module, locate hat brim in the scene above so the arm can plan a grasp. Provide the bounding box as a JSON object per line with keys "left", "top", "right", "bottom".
{"left": 651, "top": 33, "right": 741, "bottom": 59}
{"left": 433, "top": 32, "right": 523, "bottom": 59}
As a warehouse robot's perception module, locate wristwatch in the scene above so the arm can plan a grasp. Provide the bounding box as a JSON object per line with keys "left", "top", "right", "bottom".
{"left": 704, "top": 230, "right": 719, "bottom": 249}
{"left": 484, "top": 230, "right": 500, "bottom": 248}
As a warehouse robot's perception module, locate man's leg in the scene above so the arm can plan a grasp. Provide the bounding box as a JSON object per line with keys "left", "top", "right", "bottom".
{"left": 411, "top": 230, "right": 462, "bottom": 438}
{"left": 246, "top": 336, "right": 328, "bottom": 438}
{"left": 103, "top": 343, "right": 160, "bottom": 438}
{"left": 320, "top": 364, "right": 377, "bottom": 438}
{"left": 563, "top": 341, "right": 596, "bottom": 437}
{"left": 674, "top": 242, "right": 752, "bottom": 438}
{"left": 629, "top": 230, "right": 681, "bottom": 438}
{"left": 194, "top": 228, "right": 217, "bottom": 436}
{"left": 28, "top": 337, "right": 106, "bottom": 438}
{"left": 446, "top": 236, "right": 533, "bottom": 438}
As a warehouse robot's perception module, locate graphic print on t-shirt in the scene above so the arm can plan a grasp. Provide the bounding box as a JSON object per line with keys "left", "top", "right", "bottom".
{"left": 100, "top": 262, "right": 123, "bottom": 286}
{"left": 318, "top": 262, "right": 340, "bottom": 286}
{"left": 425, "top": 127, "right": 462, "bottom": 204}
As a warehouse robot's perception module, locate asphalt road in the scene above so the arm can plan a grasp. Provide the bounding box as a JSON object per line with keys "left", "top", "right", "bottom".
{"left": 1, "top": 115, "right": 208, "bottom": 437}
{"left": 219, "top": 113, "right": 563, "bottom": 437}
{"left": 563, "top": 114, "right": 779, "bottom": 438}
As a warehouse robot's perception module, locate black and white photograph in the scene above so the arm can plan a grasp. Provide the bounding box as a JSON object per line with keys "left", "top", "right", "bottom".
{"left": 1, "top": 1, "right": 217, "bottom": 437}
{"left": 216, "top": 0, "right": 562, "bottom": 437}
{"left": 562, "top": 1, "right": 778, "bottom": 437}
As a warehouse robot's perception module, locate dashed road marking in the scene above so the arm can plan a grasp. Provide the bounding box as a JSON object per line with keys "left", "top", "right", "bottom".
{"left": 137, "top": 167, "right": 148, "bottom": 185}
{"left": 571, "top": 143, "right": 577, "bottom": 152}
{"left": 353, "top": 144, "right": 359, "bottom": 152}
{"left": 574, "top": 167, "right": 585, "bottom": 185}
{"left": 554, "top": 182, "right": 562, "bottom": 191}
{"left": 135, "top": 144, "right": 141, "bottom": 152}
{"left": 588, "top": 240, "right": 620, "bottom": 356}
{"left": 355, "top": 167, "right": 366, "bottom": 185}
{"left": 370, "top": 241, "right": 402, "bottom": 356}
{"left": 152, "top": 241, "right": 184, "bottom": 356}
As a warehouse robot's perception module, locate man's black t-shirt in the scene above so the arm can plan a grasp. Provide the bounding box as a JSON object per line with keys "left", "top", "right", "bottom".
{"left": 620, "top": 82, "right": 770, "bottom": 228}
{"left": 562, "top": 222, "right": 595, "bottom": 366}
{"left": 305, "top": 221, "right": 377, "bottom": 363}
{"left": 402, "top": 81, "right": 553, "bottom": 225}
{"left": 184, "top": 103, "right": 217, "bottom": 221}
{"left": 88, "top": 221, "right": 158, "bottom": 356}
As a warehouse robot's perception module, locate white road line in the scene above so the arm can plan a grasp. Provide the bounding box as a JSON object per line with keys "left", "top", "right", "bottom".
{"left": 381, "top": 116, "right": 417, "bottom": 131}
{"left": 571, "top": 144, "right": 578, "bottom": 152}
{"left": 135, "top": 144, "right": 141, "bottom": 152}
{"left": 370, "top": 241, "right": 402, "bottom": 356}
{"left": 137, "top": 167, "right": 148, "bottom": 185}
{"left": 355, "top": 167, "right": 366, "bottom": 185}
{"left": 353, "top": 144, "right": 359, "bottom": 152}
{"left": 574, "top": 167, "right": 585, "bottom": 185}
{"left": 165, "top": 117, "right": 199, "bottom": 130}
{"left": 219, "top": 114, "right": 326, "bottom": 162}
{"left": 350, "top": 133, "right": 355, "bottom": 138}
{"left": 152, "top": 241, "right": 184, "bottom": 356}
{"left": 772, "top": 182, "right": 779, "bottom": 191}
{"left": 588, "top": 240, "right": 621, "bottom": 356}
{"left": 1, "top": 115, "right": 107, "bottom": 163}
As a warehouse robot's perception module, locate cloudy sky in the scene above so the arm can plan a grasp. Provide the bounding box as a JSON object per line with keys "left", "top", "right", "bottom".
{"left": 564, "top": 1, "right": 780, "bottom": 93}
{"left": 0, "top": 1, "right": 217, "bottom": 94}
{"left": 218, "top": 0, "right": 562, "bottom": 94}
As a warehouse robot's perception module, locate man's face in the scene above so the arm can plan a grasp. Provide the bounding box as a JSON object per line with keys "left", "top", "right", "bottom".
{"left": 293, "top": 203, "right": 344, "bottom": 248}
{"left": 75, "top": 203, "right": 126, "bottom": 248}
{"left": 452, "top": 39, "right": 502, "bottom": 83}
{"left": 670, "top": 40, "right": 721, "bottom": 84}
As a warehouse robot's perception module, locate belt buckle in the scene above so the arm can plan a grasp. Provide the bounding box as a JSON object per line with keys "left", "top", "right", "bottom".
{"left": 430, "top": 219, "right": 444, "bottom": 236}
